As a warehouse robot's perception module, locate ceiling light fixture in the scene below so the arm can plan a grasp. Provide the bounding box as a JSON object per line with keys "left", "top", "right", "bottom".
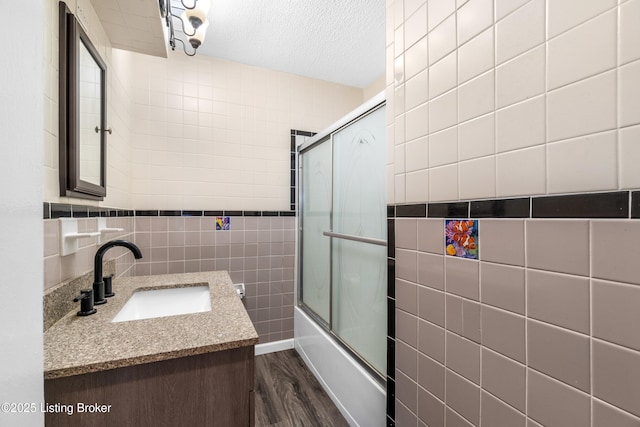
{"left": 159, "top": 0, "right": 212, "bottom": 57}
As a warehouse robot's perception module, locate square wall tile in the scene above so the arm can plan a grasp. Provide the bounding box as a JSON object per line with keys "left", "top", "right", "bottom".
{"left": 446, "top": 332, "right": 480, "bottom": 384}
{"left": 406, "top": 136, "right": 429, "bottom": 172}
{"left": 418, "top": 318, "right": 445, "bottom": 363}
{"left": 620, "top": 125, "right": 640, "bottom": 189}
{"left": 417, "top": 253, "right": 444, "bottom": 290}
{"left": 497, "top": 95, "right": 545, "bottom": 153}
{"left": 406, "top": 170, "right": 430, "bottom": 203}
{"left": 405, "top": 37, "right": 428, "bottom": 80}
{"left": 429, "top": 164, "right": 458, "bottom": 201}
{"left": 547, "top": 10, "right": 616, "bottom": 90}
{"left": 429, "top": 90, "right": 457, "bottom": 133}
{"left": 397, "top": 339, "right": 418, "bottom": 380}
{"left": 527, "top": 369, "right": 590, "bottom": 427}
{"left": 445, "top": 369, "right": 480, "bottom": 426}
{"left": 479, "top": 220, "right": 524, "bottom": 266}
{"left": 620, "top": 0, "right": 640, "bottom": 65}
{"left": 458, "top": 28, "right": 493, "bottom": 85}
{"left": 396, "top": 370, "right": 418, "bottom": 413}
{"left": 406, "top": 69, "right": 429, "bottom": 111}
{"left": 397, "top": 279, "right": 418, "bottom": 315}
{"left": 418, "top": 285, "right": 445, "bottom": 326}
{"left": 459, "top": 156, "right": 496, "bottom": 200}
{"left": 481, "top": 347, "right": 526, "bottom": 412}
{"left": 620, "top": 60, "right": 640, "bottom": 127}
{"left": 548, "top": 0, "right": 616, "bottom": 38}
{"left": 429, "top": 127, "right": 457, "bottom": 167}
{"left": 428, "top": 14, "right": 456, "bottom": 65}
{"left": 427, "top": 0, "right": 455, "bottom": 32}
{"left": 547, "top": 71, "right": 617, "bottom": 142}
{"left": 481, "top": 391, "right": 526, "bottom": 427}
{"left": 548, "top": 131, "right": 617, "bottom": 194}
{"left": 527, "top": 320, "right": 591, "bottom": 393}
{"left": 396, "top": 248, "right": 418, "bottom": 282}
{"left": 496, "top": 0, "right": 545, "bottom": 64}
{"left": 404, "top": 3, "right": 427, "bottom": 48}
{"left": 497, "top": 45, "right": 545, "bottom": 109}
{"left": 458, "top": 113, "right": 494, "bottom": 161}
{"left": 526, "top": 270, "right": 590, "bottom": 333}
{"left": 396, "top": 218, "right": 418, "bottom": 249}
{"left": 480, "top": 262, "right": 525, "bottom": 314}
{"left": 458, "top": 71, "right": 494, "bottom": 123}
{"left": 397, "top": 309, "right": 419, "bottom": 348}
{"left": 593, "top": 339, "right": 640, "bottom": 418}
{"left": 445, "top": 256, "right": 479, "bottom": 299}
{"left": 481, "top": 305, "right": 525, "bottom": 362}
{"left": 526, "top": 220, "right": 589, "bottom": 276}
{"left": 417, "top": 219, "right": 444, "bottom": 254}
{"left": 405, "top": 103, "right": 429, "bottom": 141}
{"left": 593, "top": 398, "right": 640, "bottom": 427}
{"left": 429, "top": 52, "right": 457, "bottom": 100}
{"left": 456, "top": 0, "right": 493, "bottom": 45}
{"left": 592, "top": 221, "right": 640, "bottom": 286}
{"left": 496, "top": 146, "right": 546, "bottom": 197}
{"left": 418, "top": 352, "right": 445, "bottom": 399}
{"left": 446, "top": 407, "right": 474, "bottom": 427}
{"left": 418, "top": 388, "right": 444, "bottom": 427}
{"left": 495, "top": 0, "right": 529, "bottom": 20}
{"left": 593, "top": 279, "right": 640, "bottom": 352}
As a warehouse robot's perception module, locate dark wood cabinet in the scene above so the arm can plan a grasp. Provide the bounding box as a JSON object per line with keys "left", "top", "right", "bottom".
{"left": 44, "top": 346, "right": 254, "bottom": 426}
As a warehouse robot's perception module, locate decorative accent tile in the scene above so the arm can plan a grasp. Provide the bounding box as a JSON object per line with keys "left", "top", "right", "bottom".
{"left": 445, "top": 219, "right": 478, "bottom": 259}
{"left": 215, "top": 216, "right": 230, "bottom": 230}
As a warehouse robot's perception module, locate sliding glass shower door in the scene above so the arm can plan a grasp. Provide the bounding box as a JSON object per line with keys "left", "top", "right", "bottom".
{"left": 300, "top": 104, "right": 387, "bottom": 376}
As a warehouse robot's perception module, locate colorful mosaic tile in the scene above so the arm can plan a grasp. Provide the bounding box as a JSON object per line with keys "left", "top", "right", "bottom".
{"left": 445, "top": 219, "right": 478, "bottom": 259}
{"left": 215, "top": 216, "right": 230, "bottom": 230}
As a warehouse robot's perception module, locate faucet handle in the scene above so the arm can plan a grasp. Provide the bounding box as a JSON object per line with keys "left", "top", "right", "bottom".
{"left": 73, "top": 289, "right": 97, "bottom": 316}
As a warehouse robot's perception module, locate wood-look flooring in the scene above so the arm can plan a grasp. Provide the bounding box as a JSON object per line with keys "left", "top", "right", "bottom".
{"left": 255, "top": 349, "right": 350, "bottom": 427}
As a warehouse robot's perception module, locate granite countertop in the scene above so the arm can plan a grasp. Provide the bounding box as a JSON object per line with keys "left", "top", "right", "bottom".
{"left": 44, "top": 271, "right": 259, "bottom": 380}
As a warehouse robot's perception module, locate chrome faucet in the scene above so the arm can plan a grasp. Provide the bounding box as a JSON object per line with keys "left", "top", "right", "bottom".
{"left": 93, "top": 240, "right": 143, "bottom": 305}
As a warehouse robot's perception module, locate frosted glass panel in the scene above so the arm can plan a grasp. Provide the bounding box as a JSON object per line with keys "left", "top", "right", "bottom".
{"left": 332, "top": 240, "right": 387, "bottom": 374}
{"left": 332, "top": 105, "right": 387, "bottom": 375}
{"left": 332, "top": 106, "right": 387, "bottom": 240}
{"left": 301, "top": 139, "right": 331, "bottom": 322}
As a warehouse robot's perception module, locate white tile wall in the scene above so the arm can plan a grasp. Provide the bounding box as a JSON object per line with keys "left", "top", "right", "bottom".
{"left": 388, "top": 0, "right": 640, "bottom": 203}
{"left": 130, "top": 53, "right": 363, "bottom": 211}
{"left": 44, "top": 0, "right": 134, "bottom": 209}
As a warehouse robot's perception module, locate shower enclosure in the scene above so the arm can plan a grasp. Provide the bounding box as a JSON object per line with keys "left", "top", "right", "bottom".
{"left": 296, "top": 93, "right": 386, "bottom": 426}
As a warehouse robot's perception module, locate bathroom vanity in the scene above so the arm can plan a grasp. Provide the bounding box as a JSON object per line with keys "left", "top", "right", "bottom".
{"left": 44, "top": 271, "right": 259, "bottom": 427}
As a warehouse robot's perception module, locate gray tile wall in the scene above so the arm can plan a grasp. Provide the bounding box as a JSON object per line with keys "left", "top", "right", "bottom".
{"left": 43, "top": 215, "right": 296, "bottom": 344}
{"left": 44, "top": 217, "right": 135, "bottom": 289}
{"left": 133, "top": 215, "right": 296, "bottom": 344}
{"left": 394, "top": 218, "right": 640, "bottom": 426}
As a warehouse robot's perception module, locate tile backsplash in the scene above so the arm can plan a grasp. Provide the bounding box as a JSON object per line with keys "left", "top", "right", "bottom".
{"left": 43, "top": 209, "right": 295, "bottom": 345}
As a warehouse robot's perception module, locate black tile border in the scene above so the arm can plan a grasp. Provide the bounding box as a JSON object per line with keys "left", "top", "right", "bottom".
{"left": 44, "top": 203, "right": 299, "bottom": 219}
{"left": 532, "top": 191, "right": 628, "bottom": 218}
{"left": 388, "top": 191, "right": 640, "bottom": 219}
{"left": 428, "top": 202, "right": 469, "bottom": 218}
{"left": 471, "top": 197, "right": 530, "bottom": 218}
{"left": 632, "top": 192, "right": 640, "bottom": 219}
{"left": 396, "top": 203, "right": 426, "bottom": 217}
{"left": 291, "top": 129, "right": 317, "bottom": 212}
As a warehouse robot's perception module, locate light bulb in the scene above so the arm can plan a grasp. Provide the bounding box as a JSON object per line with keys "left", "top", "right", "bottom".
{"left": 188, "top": 20, "right": 209, "bottom": 49}
{"left": 184, "top": 0, "right": 211, "bottom": 29}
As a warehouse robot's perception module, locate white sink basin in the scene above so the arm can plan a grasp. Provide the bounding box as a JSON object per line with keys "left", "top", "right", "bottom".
{"left": 112, "top": 286, "right": 211, "bottom": 323}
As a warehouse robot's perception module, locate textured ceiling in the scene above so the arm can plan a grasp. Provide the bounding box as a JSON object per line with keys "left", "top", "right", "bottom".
{"left": 171, "top": 0, "right": 386, "bottom": 88}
